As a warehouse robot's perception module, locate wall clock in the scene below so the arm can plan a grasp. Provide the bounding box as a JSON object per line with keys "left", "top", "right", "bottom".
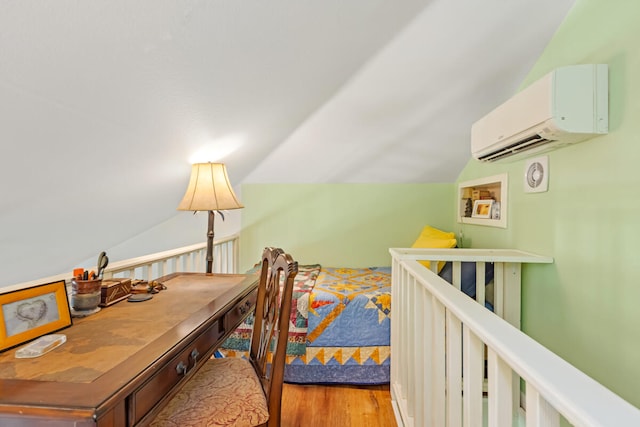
{"left": 524, "top": 156, "right": 549, "bottom": 193}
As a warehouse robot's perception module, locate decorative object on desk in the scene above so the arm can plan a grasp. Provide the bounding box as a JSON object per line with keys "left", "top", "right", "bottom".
{"left": 0, "top": 280, "right": 72, "bottom": 352}
{"left": 70, "top": 278, "right": 102, "bottom": 317}
{"left": 148, "top": 280, "right": 167, "bottom": 293}
{"left": 71, "top": 277, "right": 102, "bottom": 311}
{"left": 96, "top": 251, "right": 109, "bottom": 278}
{"left": 70, "top": 306, "right": 101, "bottom": 318}
{"left": 127, "top": 294, "right": 153, "bottom": 302}
{"left": 15, "top": 333, "right": 66, "bottom": 358}
{"left": 70, "top": 251, "right": 109, "bottom": 314}
{"left": 130, "top": 280, "right": 151, "bottom": 294}
{"left": 129, "top": 279, "right": 167, "bottom": 294}
{"left": 177, "top": 162, "right": 244, "bottom": 274}
{"left": 100, "top": 278, "right": 132, "bottom": 306}
{"left": 472, "top": 199, "right": 494, "bottom": 219}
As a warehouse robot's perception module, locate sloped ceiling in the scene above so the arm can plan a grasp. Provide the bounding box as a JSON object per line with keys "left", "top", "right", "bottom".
{"left": 246, "top": 0, "right": 577, "bottom": 183}
{"left": 0, "top": 0, "right": 574, "bottom": 286}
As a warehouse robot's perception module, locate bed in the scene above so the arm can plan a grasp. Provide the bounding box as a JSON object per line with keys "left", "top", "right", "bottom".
{"left": 219, "top": 262, "right": 492, "bottom": 385}
{"left": 219, "top": 228, "right": 494, "bottom": 385}
{"left": 219, "top": 265, "right": 392, "bottom": 385}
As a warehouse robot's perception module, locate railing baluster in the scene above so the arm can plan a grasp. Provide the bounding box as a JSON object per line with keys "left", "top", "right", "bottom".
{"left": 145, "top": 264, "right": 152, "bottom": 281}
{"left": 475, "top": 261, "right": 485, "bottom": 307}
{"left": 446, "top": 310, "right": 463, "bottom": 427}
{"left": 462, "top": 327, "right": 483, "bottom": 426}
{"left": 494, "top": 262, "right": 504, "bottom": 318}
{"left": 407, "top": 276, "right": 416, "bottom": 418}
{"left": 487, "top": 348, "right": 512, "bottom": 426}
{"left": 223, "top": 245, "right": 228, "bottom": 272}
{"left": 185, "top": 253, "right": 191, "bottom": 272}
{"left": 161, "top": 259, "right": 168, "bottom": 277}
{"left": 452, "top": 261, "right": 462, "bottom": 291}
{"left": 233, "top": 241, "right": 240, "bottom": 273}
{"left": 431, "top": 297, "right": 446, "bottom": 426}
{"left": 415, "top": 284, "right": 427, "bottom": 426}
{"left": 526, "top": 384, "right": 560, "bottom": 427}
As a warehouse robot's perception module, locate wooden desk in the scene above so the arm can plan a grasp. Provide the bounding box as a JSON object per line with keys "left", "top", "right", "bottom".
{"left": 0, "top": 272, "right": 258, "bottom": 426}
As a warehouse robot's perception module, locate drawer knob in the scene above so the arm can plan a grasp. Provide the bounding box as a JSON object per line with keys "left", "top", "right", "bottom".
{"left": 190, "top": 348, "right": 200, "bottom": 364}
{"left": 176, "top": 361, "right": 188, "bottom": 376}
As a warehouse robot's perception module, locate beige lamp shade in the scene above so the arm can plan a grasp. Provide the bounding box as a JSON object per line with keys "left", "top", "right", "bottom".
{"left": 177, "top": 163, "right": 244, "bottom": 212}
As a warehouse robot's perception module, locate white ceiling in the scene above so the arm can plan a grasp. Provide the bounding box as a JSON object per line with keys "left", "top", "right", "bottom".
{"left": 0, "top": 0, "right": 574, "bottom": 285}
{"left": 246, "top": 0, "right": 576, "bottom": 183}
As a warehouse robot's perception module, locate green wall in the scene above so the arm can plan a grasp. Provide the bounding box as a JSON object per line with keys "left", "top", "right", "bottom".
{"left": 240, "top": 183, "right": 454, "bottom": 271}
{"left": 458, "top": 1, "right": 640, "bottom": 407}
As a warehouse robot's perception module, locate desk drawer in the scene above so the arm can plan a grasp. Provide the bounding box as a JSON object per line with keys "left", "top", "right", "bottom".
{"left": 224, "top": 288, "right": 257, "bottom": 332}
{"left": 132, "top": 320, "right": 224, "bottom": 424}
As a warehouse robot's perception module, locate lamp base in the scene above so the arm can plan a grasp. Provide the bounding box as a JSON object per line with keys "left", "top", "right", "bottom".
{"left": 206, "top": 210, "right": 215, "bottom": 274}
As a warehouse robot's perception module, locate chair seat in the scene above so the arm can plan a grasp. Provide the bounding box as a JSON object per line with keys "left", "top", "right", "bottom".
{"left": 151, "top": 357, "right": 269, "bottom": 427}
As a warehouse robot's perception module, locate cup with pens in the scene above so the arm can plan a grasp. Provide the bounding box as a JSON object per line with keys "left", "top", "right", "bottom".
{"left": 70, "top": 251, "right": 109, "bottom": 316}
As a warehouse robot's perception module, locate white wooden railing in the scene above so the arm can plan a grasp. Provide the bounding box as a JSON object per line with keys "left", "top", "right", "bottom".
{"left": 6, "top": 234, "right": 239, "bottom": 294}
{"left": 103, "top": 235, "right": 240, "bottom": 280}
{"left": 389, "top": 248, "right": 640, "bottom": 427}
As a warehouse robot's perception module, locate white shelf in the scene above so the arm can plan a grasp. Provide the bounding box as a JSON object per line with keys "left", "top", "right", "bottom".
{"left": 458, "top": 173, "right": 508, "bottom": 228}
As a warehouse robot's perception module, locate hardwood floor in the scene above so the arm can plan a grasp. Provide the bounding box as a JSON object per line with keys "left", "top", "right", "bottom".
{"left": 280, "top": 383, "right": 397, "bottom": 427}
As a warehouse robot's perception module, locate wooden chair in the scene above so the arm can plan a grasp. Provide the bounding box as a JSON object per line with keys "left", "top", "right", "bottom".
{"left": 150, "top": 247, "right": 298, "bottom": 427}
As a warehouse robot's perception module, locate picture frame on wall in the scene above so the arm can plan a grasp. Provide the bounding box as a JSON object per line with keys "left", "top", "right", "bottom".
{"left": 472, "top": 199, "right": 494, "bottom": 219}
{"left": 0, "top": 280, "right": 72, "bottom": 352}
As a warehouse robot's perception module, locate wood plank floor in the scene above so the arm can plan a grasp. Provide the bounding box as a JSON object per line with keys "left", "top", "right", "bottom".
{"left": 280, "top": 383, "right": 397, "bottom": 427}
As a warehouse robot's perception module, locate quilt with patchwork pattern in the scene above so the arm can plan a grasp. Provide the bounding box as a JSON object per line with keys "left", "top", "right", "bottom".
{"left": 220, "top": 266, "right": 391, "bottom": 385}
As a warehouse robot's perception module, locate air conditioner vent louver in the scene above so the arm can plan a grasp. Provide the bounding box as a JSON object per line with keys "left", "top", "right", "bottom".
{"left": 471, "top": 64, "right": 608, "bottom": 162}
{"left": 478, "top": 135, "right": 552, "bottom": 162}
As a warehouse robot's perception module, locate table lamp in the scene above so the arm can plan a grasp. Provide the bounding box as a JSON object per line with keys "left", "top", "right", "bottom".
{"left": 177, "top": 162, "right": 244, "bottom": 273}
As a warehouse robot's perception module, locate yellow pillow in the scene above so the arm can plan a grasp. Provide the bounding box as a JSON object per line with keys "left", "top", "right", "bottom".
{"left": 415, "top": 225, "right": 456, "bottom": 241}
{"left": 411, "top": 226, "right": 457, "bottom": 272}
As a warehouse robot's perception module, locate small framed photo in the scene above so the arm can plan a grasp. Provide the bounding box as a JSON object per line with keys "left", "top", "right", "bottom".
{"left": 0, "top": 280, "right": 72, "bottom": 352}
{"left": 472, "top": 199, "right": 494, "bottom": 219}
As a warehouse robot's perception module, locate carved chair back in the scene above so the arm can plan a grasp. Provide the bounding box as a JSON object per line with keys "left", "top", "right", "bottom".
{"left": 249, "top": 247, "right": 298, "bottom": 427}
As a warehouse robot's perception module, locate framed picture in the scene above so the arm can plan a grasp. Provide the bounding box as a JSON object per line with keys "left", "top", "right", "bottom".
{"left": 472, "top": 199, "right": 494, "bottom": 219}
{"left": 0, "top": 280, "right": 72, "bottom": 352}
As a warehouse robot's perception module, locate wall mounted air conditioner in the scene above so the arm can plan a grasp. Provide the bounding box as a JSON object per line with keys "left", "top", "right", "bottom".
{"left": 471, "top": 64, "right": 608, "bottom": 162}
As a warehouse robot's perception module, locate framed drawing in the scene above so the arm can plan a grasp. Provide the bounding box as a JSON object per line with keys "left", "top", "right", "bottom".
{"left": 472, "top": 199, "right": 494, "bottom": 219}
{"left": 0, "top": 280, "right": 72, "bottom": 352}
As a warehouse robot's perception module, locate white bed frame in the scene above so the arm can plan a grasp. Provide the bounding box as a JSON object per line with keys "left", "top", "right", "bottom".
{"left": 389, "top": 248, "right": 640, "bottom": 427}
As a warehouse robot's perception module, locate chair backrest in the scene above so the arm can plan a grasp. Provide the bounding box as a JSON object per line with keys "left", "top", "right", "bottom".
{"left": 249, "top": 247, "right": 298, "bottom": 427}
